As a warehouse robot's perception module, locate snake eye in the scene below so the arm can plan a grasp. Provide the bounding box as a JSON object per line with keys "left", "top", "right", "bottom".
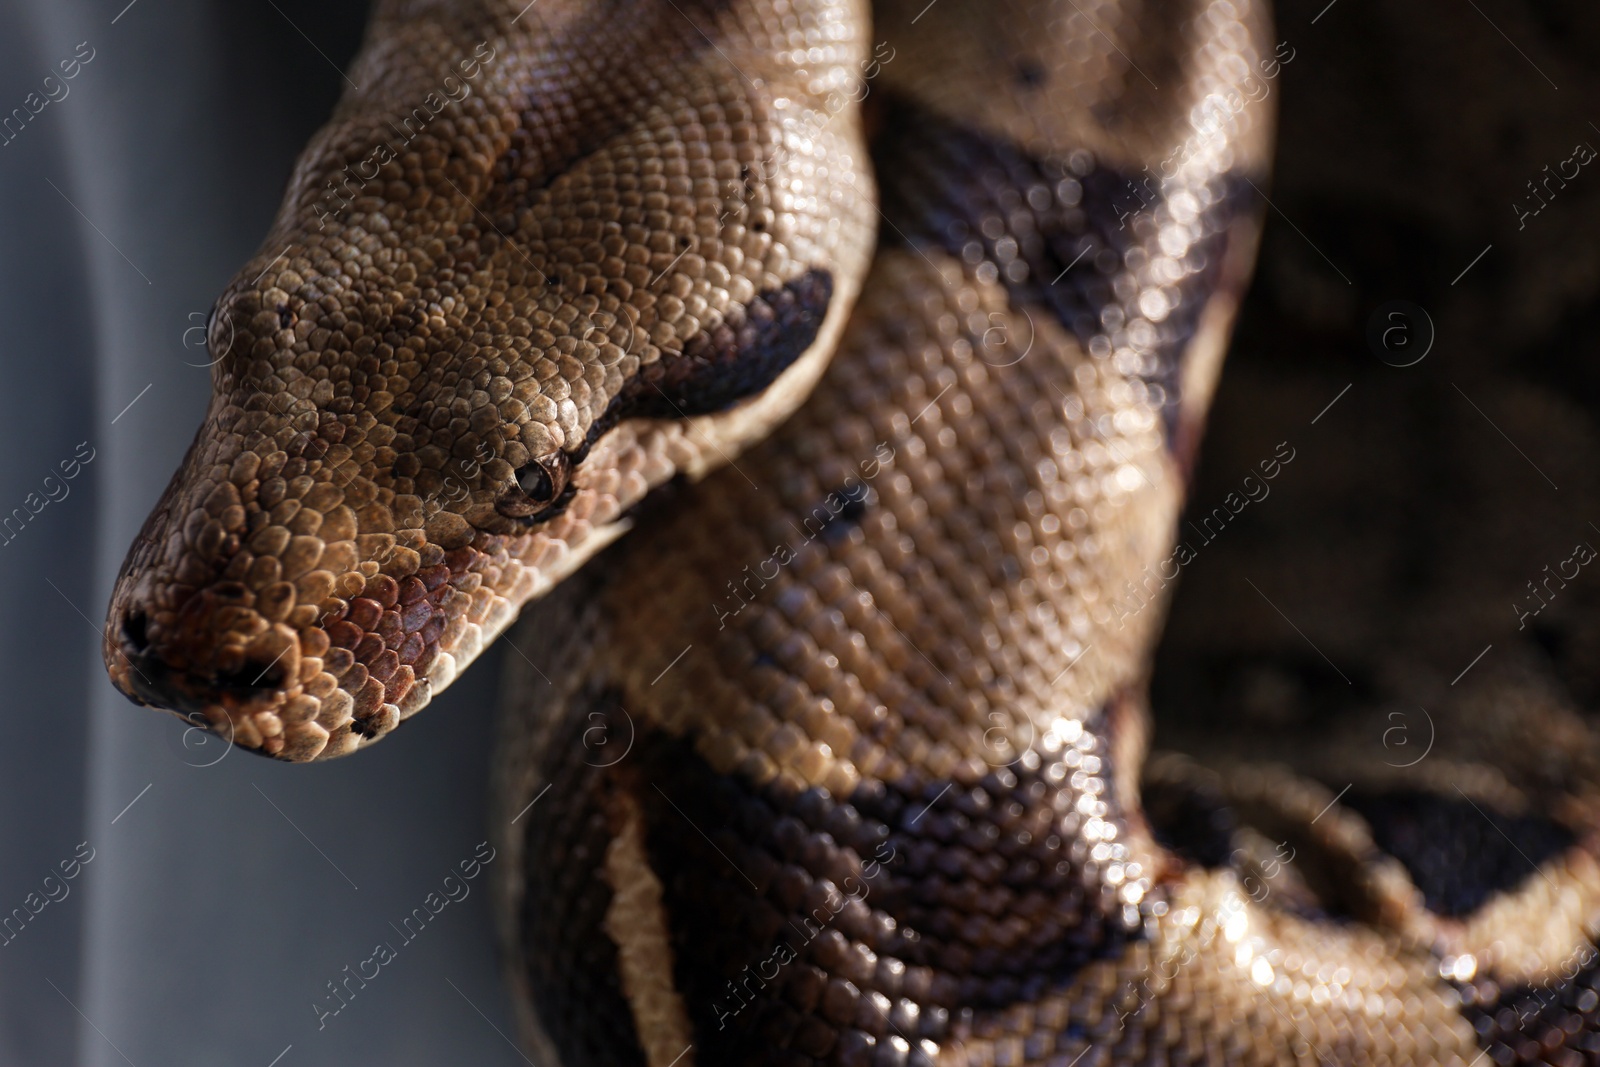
{"left": 516, "top": 459, "right": 560, "bottom": 504}
{"left": 497, "top": 454, "right": 572, "bottom": 522}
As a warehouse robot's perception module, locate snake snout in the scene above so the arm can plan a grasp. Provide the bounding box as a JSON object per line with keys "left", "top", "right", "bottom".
{"left": 108, "top": 593, "right": 311, "bottom": 752}
{"left": 119, "top": 618, "right": 286, "bottom": 702}
{"left": 119, "top": 647, "right": 287, "bottom": 711}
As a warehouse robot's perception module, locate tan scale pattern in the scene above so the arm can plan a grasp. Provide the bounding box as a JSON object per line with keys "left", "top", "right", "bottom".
{"left": 491, "top": 0, "right": 1519, "bottom": 1064}
{"left": 103, "top": 0, "right": 1600, "bottom": 1061}
{"left": 104, "top": 0, "right": 877, "bottom": 760}
{"left": 498, "top": 0, "right": 1600, "bottom": 1063}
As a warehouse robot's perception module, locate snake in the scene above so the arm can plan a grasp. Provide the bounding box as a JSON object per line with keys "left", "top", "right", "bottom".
{"left": 100, "top": 0, "right": 1600, "bottom": 1064}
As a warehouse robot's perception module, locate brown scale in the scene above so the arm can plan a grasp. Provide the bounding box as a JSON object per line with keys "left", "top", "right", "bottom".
{"left": 497, "top": 0, "right": 1285, "bottom": 1063}
{"left": 1338, "top": 790, "right": 1577, "bottom": 920}
{"left": 500, "top": 0, "right": 1600, "bottom": 1063}
{"left": 100, "top": 0, "right": 1600, "bottom": 1059}
{"left": 871, "top": 95, "right": 1243, "bottom": 452}
{"left": 105, "top": 0, "right": 879, "bottom": 760}
{"left": 516, "top": 688, "right": 650, "bottom": 1067}
{"left": 1463, "top": 956, "right": 1600, "bottom": 1067}
{"left": 601, "top": 696, "right": 1151, "bottom": 1059}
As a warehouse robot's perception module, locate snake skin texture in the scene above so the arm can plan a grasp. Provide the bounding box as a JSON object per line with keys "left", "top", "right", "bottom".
{"left": 101, "top": 0, "right": 1600, "bottom": 1063}
{"left": 484, "top": 0, "right": 1463, "bottom": 1062}
{"left": 1133, "top": 1, "right": 1600, "bottom": 1062}
{"left": 103, "top": 0, "right": 876, "bottom": 760}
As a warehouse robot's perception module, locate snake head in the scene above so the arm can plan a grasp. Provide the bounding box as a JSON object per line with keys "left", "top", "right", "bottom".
{"left": 103, "top": 0, "right": 875, "bottom": 760}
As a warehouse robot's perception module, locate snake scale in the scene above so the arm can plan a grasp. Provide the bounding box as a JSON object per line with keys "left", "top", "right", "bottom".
{"left": 99, "top": 0, "right": 1600, "bottom": 1064}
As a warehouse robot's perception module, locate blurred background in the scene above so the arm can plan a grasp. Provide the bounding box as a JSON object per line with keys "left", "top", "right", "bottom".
{"left": 0, "top": 0, "right": 1597, "bottom": 1064}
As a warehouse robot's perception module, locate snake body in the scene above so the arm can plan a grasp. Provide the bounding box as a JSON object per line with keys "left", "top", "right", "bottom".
{"left": 102, "top": 0, "right": 1600, "bottom": 1064}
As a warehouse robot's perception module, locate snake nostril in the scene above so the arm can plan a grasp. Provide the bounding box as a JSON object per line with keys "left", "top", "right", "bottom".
{"left": 122, "top": 611, "right": 150, "bottom": 654}
{"left": 111, "top": 596, "right": 295, "bottom": 711}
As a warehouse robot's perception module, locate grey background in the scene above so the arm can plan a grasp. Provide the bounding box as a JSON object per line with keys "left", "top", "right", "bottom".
{"left": 0, "top": 1, "right": 525, "bottom": 1063}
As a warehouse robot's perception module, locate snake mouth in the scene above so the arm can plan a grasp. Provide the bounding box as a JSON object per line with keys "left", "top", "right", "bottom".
{"left": 105, "top": 571, "right": 415, "bottom": 761}
{"left": 105, "top": 509, "right": 517, "bottom": 760}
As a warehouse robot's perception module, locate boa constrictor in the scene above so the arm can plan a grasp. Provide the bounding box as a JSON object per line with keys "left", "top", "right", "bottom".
{"left": 102, "top": 0, "right": 1600, "bottom": 1064}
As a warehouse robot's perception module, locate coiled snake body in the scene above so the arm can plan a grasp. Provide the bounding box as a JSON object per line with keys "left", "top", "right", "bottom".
{"left": 102, "top": 1, "right": 1600, "bottom": 1064}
